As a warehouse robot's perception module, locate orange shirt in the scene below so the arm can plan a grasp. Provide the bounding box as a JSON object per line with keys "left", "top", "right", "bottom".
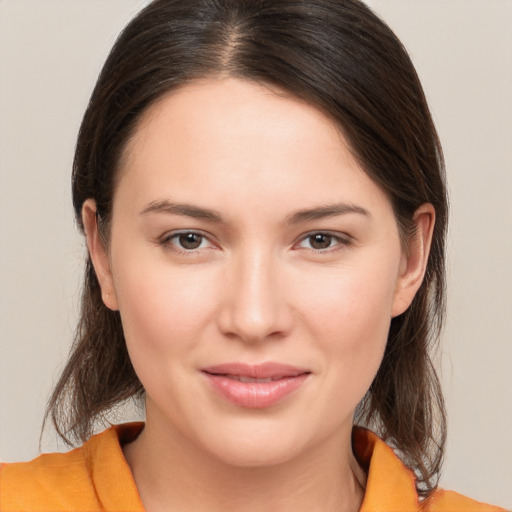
{"left": 0, "top": 423, "right": 505, "bottom": 511}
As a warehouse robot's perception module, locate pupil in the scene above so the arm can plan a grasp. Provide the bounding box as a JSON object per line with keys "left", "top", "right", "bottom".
{"left": 311, "top": 234, "right": 331, "bottom": 249}
{"left": 179, "top": 233, "right": 201, "bottom": 249}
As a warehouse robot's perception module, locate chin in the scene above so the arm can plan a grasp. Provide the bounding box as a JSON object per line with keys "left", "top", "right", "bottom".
{"left": 208, "top": 439, "right": 302, "bottom": 468}
{"left": 194, "top": 418, "right": 322, "bottom": 469}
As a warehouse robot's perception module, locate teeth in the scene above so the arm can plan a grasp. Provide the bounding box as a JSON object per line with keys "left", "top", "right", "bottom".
{"left": 238, "top": 376, "right": 273, "bottom": 383}
{"left": 208, "top": 372, "right": 306, "bottom": 382}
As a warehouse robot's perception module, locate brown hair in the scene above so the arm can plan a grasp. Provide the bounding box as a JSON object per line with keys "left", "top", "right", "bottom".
{"left": 46, "top": 0, "right": 447, "bottom": 497}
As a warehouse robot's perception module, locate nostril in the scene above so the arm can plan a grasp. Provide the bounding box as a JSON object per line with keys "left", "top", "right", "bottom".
{"left": 215, "top": 264, "right": 294, "bottom": 343}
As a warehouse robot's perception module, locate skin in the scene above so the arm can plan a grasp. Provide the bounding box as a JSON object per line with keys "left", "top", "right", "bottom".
{"left": 83, "top": 78, "right": 434, "bottom": 512}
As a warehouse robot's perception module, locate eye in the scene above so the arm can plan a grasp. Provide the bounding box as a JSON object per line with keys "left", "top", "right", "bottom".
{"left": 161, "top": 231, "right": 214, "bottom": 252}
{"left": 296, "top": 232, "right": 349, "bottom": 252}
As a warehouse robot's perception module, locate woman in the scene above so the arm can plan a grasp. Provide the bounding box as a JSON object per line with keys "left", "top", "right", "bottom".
{"left": 0, "top": 1, "right": 506, "bottom": 510}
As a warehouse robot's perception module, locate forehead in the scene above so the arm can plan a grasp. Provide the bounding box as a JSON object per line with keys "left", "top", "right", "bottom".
{"left": 115, "top": 78, "right": 392, "bottom": 221}
{"left": 124, "top": 77, "right": 347, "bottom": 165}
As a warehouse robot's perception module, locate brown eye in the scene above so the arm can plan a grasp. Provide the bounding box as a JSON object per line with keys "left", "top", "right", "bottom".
{"left": 296, "top": 232, "right": 349, "bottom": 253}
{"left": 178, "top": 232, "right": 204, "bottom": 250}
{"left": 160, "top": 230, "right": 216, "bottom": 254}
{"left": 309, "top": 233, "right": 333, "bottom": 250}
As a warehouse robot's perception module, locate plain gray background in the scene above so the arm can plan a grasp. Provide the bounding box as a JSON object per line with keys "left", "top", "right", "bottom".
{"left": 1, "top": 0, "right": 511, "bottom": 507}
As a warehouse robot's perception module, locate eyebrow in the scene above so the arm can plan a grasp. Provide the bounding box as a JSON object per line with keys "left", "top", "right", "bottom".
{"left": 140, "top": 200, "right": 370, "bottom": 224}
{"left": 140, "top": 200, "right": 223, "bottom": 222}
{"left": 286, "top": 203, "right": 371, "bottom": 224}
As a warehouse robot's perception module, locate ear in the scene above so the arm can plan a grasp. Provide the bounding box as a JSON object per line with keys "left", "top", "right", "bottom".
{"left": 82, "top": 199, "right": 119, "bottom": 311}
{"left": 391, "top": 203, "right": 435, "bottom": 317}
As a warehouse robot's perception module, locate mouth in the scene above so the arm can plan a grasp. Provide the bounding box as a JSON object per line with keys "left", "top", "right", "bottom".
{"left": 201, "top": 362, "right": 311, "bottom": 409}
{"left": 218, "top": 375, "right": 289, "bottom": 383}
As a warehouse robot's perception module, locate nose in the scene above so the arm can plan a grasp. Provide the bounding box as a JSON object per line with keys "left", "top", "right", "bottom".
{"left": 217, "top": 248, "right": 293, "bottom": 344}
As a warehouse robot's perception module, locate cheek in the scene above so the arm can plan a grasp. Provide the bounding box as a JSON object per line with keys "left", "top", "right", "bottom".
{"left": 111, "top": 247, "right": 220, "bottom": 365}
{"left": 112, "top": 260, "right": 225, "bottom": 416}
{"left": 302, "top": 261, "right": 397, "bottom": 340}
{"left": 297, "top": 260, "right": 398, "bottom": 389}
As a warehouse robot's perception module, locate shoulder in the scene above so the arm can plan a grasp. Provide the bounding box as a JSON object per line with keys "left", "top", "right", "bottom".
{"left": 0, "top": 423, "right": 145, "bottom": 512}
{"left": 0, "top": 444, "right": 99, "bottom": 511}
{"left": 353, "top": 427, "right": 506, "bottom": 512}
{"left": 424, "top": 489, "right": 507, "bottom": 512}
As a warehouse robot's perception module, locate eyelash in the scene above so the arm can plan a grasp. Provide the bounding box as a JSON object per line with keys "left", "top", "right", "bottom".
{"left": 158, "top": 230, "right": 352, "bottom": 255}
{"left": 159, "top": 230, "right": 217, "bottom": 254}
{"left": 294, "top": 231, "right": 352, "bottom": 253}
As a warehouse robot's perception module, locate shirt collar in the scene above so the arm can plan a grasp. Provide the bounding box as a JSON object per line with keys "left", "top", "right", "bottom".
{"left": 85, "top": 422, "right": 146, "bottom": 511}
{"left": 89, "top": 423, "right": 420, "bottom": 511}
{"left": 354, "top": 427, "right": 420, "bottom": 511}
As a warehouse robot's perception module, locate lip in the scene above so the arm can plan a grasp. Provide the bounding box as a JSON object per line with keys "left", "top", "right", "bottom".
{"left": 201, "top": 362, "right": 311, "bottom": 409}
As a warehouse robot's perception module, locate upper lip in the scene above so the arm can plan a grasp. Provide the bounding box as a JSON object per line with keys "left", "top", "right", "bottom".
{"left": 202, "top": 362, "right": 310, "bottom": 379}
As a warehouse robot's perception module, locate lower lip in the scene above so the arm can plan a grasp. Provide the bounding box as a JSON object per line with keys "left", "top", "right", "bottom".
{"left": 203, "top": 373, "right": 310, "bottom": 408}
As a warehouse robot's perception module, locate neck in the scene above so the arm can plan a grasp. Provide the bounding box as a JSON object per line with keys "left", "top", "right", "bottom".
{"left": 124, "top": 415, "right": 365, "bottom": 512}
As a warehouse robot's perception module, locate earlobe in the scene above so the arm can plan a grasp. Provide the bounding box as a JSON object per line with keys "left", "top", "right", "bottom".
{"left": 391, "top": 204, "right": 435, "bottom": 317}
{"left": 82, "top": 199, "right": 119, "bottom": 311}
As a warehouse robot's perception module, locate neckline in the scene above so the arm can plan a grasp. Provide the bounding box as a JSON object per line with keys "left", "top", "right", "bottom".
{"left": 89, "top": 422, "right": 419, "bottom": 512}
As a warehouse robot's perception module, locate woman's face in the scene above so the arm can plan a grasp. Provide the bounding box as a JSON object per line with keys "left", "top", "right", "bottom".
{"left": 85, "top": 78, "right": 431, "bottom": 467}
